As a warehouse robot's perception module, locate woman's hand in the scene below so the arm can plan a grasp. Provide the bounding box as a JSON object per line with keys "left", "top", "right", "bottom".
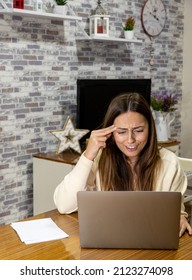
{"left": 84, "top": 125, "right": 116, "bottom": 161}
{"left": 179, "top": 215, "right": 192, "bottom": 237}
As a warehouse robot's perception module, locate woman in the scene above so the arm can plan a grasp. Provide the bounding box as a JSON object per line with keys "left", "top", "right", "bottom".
{"left": 54, "top": 92, "right": 192, "bottom": 237}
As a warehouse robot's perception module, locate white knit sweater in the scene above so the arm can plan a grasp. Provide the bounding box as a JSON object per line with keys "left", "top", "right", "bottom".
{"left": 53, "top": 148, "right": 187, "bottom": 216}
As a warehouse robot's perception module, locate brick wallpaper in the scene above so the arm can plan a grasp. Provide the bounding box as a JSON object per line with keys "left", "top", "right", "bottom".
{"left": 0, "top": 0, "right": 184, "bottom": 225}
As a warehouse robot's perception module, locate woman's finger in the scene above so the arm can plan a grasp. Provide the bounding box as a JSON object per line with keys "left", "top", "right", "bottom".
{"left": 91, "top": 125, "right": 116, "bottom": 137}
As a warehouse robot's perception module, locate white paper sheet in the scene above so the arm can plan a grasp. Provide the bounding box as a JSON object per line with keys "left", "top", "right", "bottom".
{"left": 11, "top": 218, "right": 69, "bottom": 244}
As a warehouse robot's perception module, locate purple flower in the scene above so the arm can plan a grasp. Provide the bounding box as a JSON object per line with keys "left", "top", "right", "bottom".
{"left": 151, "top": 93, "right": 178, "bottom": 112}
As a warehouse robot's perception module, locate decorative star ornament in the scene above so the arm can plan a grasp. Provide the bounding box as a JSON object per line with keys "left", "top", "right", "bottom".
{"left": 49, "top": 116, "right": 89, "bottom": 154}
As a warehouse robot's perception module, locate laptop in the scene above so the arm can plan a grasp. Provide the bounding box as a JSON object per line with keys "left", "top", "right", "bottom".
{"left": 77, "top": 191, "right": 181, "bottom": 250}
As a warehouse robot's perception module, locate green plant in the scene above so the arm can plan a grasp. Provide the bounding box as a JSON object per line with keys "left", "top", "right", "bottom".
{"left": 55, "top": 0, "right": 67, "bottom": 5}
{"left": 123, "top": 17, "right": 135, "bottom": 31}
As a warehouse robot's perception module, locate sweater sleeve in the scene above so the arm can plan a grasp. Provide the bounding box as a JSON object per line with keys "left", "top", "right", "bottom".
{"left": 168, "top": 158, "right": 188, "bottom": 216}
{"left": 53, "top": 153, "right": 94, "bottom": 214}
{"left": 157, "top": 148, "right": 188, "bottom": 217}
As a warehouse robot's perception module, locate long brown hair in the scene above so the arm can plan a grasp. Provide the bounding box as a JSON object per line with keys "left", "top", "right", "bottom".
{"left": 98, "top": 92, "right": 160, "bottom": 191}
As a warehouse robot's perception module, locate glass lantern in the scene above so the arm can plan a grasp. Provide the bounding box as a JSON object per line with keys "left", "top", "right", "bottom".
{"left": 89, "top": 1, "right": 110, "bottom": 38}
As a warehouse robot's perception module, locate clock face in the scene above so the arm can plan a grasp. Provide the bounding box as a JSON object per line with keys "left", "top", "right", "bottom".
{"left": 142, "top": 0, "right": 166, "bottom": 37}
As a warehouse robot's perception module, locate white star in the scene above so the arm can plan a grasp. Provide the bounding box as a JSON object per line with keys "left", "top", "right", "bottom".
{"left": 49, "top": 116, "right": 89, "bottom": 154}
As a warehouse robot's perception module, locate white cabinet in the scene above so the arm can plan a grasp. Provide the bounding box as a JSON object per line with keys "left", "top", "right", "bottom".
{"left": 33, "top": 152, "right": 79, "bottom": 215}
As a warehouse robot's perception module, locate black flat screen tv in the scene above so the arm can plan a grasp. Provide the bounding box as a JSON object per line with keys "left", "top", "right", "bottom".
{"left": 77, "top": 79, "right": 151, "bottom": 135}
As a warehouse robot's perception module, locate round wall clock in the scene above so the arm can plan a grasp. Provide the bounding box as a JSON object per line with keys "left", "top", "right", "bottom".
{"left": 141, "top": 0, "right": 166, "bottom": 37}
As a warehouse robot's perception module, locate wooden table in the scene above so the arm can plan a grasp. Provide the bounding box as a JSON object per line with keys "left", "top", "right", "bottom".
{"left": 0, "top": 209, "right": 192, "bottom": 260}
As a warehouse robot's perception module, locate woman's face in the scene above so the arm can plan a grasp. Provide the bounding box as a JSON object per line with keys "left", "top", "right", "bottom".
{"left": 113, "top": 111, "right": 149, "bottom": 163}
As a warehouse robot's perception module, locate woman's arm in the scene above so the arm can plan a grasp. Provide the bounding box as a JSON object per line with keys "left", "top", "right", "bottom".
{"left": 53, "top": 154, "right": 94, "bottom": 214}
{"left": 159, "top": 149, "right": 192, "bottom": 236}
{"left": 53, "top": 125, "right": 116, "bottom": 214}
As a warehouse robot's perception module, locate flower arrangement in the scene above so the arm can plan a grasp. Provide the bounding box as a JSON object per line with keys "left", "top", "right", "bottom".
{"left": 151, "top": 93, "right": 178, "bottom": 112}
{"left": 123, "top": 17, "right": 135, "bottom": 31}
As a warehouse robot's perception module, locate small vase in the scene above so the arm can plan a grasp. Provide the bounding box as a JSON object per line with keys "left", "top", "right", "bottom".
{"left": 124, "top": 30, "right": 134, "bottom": 40}
{"left": 34, "top": 0, "right": 43, "bottom": 12}
{"left": 54, "top": 5, "right": 67, "bottom": 15}
{"left": 44, "top": 3, "right": 54, "bottom": 13}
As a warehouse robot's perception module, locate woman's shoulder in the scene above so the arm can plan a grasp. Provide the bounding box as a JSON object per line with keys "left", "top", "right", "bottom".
{"left": 159, "top": 147, "right": 179, "bottom": 166}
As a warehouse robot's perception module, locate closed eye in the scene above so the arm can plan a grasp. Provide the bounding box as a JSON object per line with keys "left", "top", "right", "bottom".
{"left": 133, "top": 129, "right": 144, "bottom": 133}
{"left": 116, "top": 129, "right": 127, "bottom": 134}
{"left": 115, "top": 126, "right": 145, "bottom": 135}
{"left": 117, "top": 130, "right": 126, "bottom": 134}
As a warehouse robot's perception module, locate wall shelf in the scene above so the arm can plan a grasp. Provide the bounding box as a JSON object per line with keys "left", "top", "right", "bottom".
{"left": 77, "top": 36, "right": 142, "bottom": 43}
{"left": 11, "top": 8, "right": 81, "bottom": 21}
{"left": 0, "top": 3, "right": 81, "bottom": 21}
{"left": 0, "top": 4, "right": 141, "bottom": 44}
{"left": 0, "top": 5, "right": 139, "bottom": 43}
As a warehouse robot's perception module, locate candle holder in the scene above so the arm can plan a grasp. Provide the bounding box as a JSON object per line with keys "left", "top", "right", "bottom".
{"left": 89, "top": 0, "right": 109, "bottom": 38}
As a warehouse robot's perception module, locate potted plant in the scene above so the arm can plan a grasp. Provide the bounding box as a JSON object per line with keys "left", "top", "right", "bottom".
{"left": 151, "top": 93, "right": 178, "bottom": 141}
{"left": 123, "top": 17, "right": 135, "bottom": 40}
{"left": 54, "top": 0, "right": 67, "bottom": 15}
